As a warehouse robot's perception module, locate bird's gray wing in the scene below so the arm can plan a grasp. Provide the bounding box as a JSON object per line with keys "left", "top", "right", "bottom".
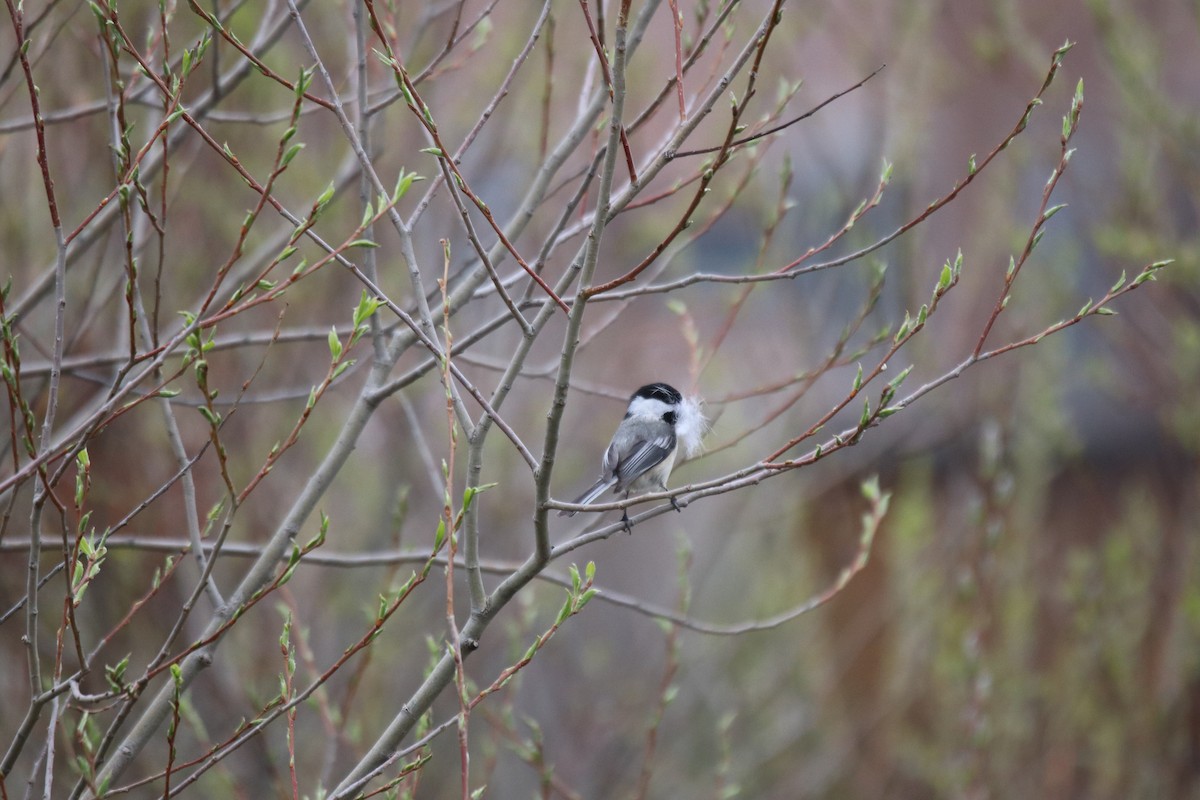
{"left": 613, "top": 430, "right": 675, "bottom": 491}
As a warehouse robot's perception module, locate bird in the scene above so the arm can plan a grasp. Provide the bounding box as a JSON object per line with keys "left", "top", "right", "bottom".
{"left": 559, "top": 382, "right": 707, "bottom": 531}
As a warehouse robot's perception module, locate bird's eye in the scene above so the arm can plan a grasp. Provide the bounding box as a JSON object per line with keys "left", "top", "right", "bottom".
{"left": 663, "top": 411, "right": 677, "bottom": 425}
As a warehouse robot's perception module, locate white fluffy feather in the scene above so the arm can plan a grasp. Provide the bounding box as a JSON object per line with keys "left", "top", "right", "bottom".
{"left": 676, "top": 394, "right": 709, "bottom": 460}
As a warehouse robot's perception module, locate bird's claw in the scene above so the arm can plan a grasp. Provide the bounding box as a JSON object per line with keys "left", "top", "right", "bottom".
{"left": 670, "top": 496, "right": 682, "bottom": 513}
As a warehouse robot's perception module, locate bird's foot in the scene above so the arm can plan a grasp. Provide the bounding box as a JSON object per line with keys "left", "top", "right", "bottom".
{"left": 620, "top": 510, "right": 633, "bottom": 534}
{"left": 670, "top": 495, "right": 682, "bottom": 513}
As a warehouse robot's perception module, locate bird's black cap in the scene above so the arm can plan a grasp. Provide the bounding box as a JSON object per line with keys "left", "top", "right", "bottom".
{"left": 632, "top": 383, "right": 682, "bottom": 405}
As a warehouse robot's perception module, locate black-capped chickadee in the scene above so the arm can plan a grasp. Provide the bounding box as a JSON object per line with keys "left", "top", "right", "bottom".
{"left": 560, "top": 382, "right": 707, "bottom": 530}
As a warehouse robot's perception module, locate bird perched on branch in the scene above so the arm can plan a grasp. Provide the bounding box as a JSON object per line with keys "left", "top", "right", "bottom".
{"left": 560, "top": 382, "right": 707, "bottom": 531}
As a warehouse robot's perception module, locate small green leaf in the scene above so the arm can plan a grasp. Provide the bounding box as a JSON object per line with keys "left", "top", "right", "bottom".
{"left": 315, "top": 181, "right": 336, "bottom": 209}
{"left": 304, "top": 511, "right": 329, "bottom": 550}
{"left": 393, "top": 169, "right": 422, "bottom": 201}
{"left": 278, "top": 544, "right": 302, "bottom": 585}
{"left": 332, "top": 360, "right": 354, "bottom": 380}
{"left": 105, "top": 655, "right": 130, "bottom": 691}
{"left": 1042, "top": 203, "right": 1067, "bottom": 223}
{"left": 847, "top": 199, "right": 866, "bottom": 224}
{"left": 462, "top": 482, "right": 497, "bottom": 510}
{"left": 886, "top": 365, "right": 913, "bottom": 393}
{"left": 353, "top": 291, "right": 384, "bottom": 327}
{"left": 1133, "top": 259, "right": 1171, "bottom": 286}
{"left": 1045, "top": 165, "right": 1062, "bottom": 189}
{"left": 576, "top": 587, "right": 597, "bottom": 610}
{"left": 937, "top": 262, "right": 953, "bottom": 292}
{"left": 295, "top": 67, "right": 314, "bottom": 97}
{"left": 328, "top": 327, "right": 343, "bottom": 361}
{"left": 280, "top": 142, "right": 304, "bottom": 168}
{"left": 556, "top": 593, "right": 573, "bottom": 625}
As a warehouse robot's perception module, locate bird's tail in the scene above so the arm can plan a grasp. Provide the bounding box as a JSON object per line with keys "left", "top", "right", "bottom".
{"left": 558, "top": 477, "right": 616, "bottom": 516}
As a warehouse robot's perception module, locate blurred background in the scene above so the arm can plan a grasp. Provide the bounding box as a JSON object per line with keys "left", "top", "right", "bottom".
{"left": 0, "top": 0, "right": 1197, "bottom": 797}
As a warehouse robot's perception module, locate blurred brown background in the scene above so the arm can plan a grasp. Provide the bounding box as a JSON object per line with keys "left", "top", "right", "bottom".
{"left": 0, "top": 0, "right": 1197, "bottom": 797}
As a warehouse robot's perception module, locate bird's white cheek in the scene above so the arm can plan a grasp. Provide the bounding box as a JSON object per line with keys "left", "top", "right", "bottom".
{"left": 627, "top": 396, "right": 673, "bottom": 419}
